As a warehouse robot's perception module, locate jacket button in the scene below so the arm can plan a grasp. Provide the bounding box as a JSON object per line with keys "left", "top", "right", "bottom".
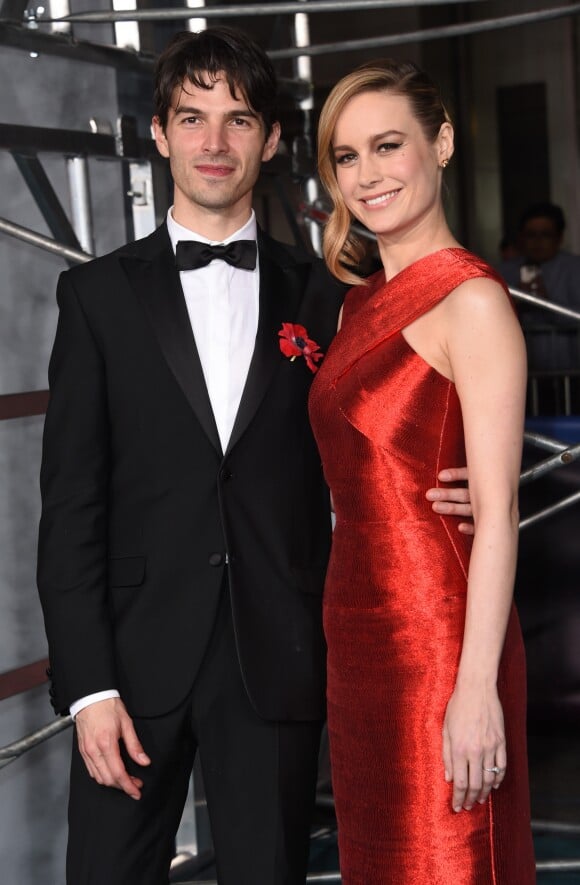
{"left": 45, "top": 667, "right": 52, "bottom": 678}
{"left": 220, "top": 468, "right": 233, "bottom": 481}
{"left": 208, "top": 553, "right": 224, "bottom": 567}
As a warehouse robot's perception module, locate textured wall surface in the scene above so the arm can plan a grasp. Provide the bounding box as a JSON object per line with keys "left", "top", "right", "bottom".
{"left": 0, "top": 35, "right": 127, "bottom": 883}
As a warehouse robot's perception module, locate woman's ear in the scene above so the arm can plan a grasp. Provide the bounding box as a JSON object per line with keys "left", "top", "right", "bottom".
{"left": 437, "top": 121, "right": 455, "bottom": 167}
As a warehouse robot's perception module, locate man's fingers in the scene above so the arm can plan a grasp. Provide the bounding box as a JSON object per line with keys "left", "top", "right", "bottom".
{"left": 458, "top": 522, "right": 475, "bottom": 536}
{"left": 438, "top": 467, "right": 469, "bottom": 482}
{"left": 90, "top": 747, "right": 142, "bottom": 799}
{"left": 120, "top": 718, "right": 151, "bottom": 767}
{"left": 426, "top": 488, "right": 470, "bottom": 505}
{"left": 75, "top": 699, "right": 147, "bottom": 799}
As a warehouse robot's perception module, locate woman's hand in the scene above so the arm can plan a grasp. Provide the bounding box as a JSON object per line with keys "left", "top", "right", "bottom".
{"left": 442, "top": 683, "right": 507, "bottom": 813}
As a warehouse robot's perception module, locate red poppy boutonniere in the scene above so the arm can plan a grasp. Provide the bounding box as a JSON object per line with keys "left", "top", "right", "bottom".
{"left": 278, "top": 323, "right": 324, "bottom": 373}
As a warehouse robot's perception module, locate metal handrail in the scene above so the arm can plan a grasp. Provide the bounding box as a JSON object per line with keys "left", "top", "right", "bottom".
{"left": 0, "top": 716, "right": 72, "bottom": 770}
{"left": 32, "top": 0, "right": 485, "bottom": 25}
{"left": 35, "top": 2, "right": 580, "bottom": 61}
{"left": 0, "top": 217, "right": 93, "bottom": 264}
{"left": 520, "top": 440, "right": 580, "bottom": 485}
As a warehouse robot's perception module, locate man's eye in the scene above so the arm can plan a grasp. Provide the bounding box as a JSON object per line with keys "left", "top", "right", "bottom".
{"left": 182, "top": 116, "right": 200, "bottom": 124}
{"left": 231, "top": 117, "right": 250, "bottom": 127}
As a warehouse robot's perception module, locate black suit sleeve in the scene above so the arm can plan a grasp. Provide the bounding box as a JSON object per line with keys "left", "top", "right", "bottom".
{"left": 37, "top": 271, "right": 117, "bottom": 714}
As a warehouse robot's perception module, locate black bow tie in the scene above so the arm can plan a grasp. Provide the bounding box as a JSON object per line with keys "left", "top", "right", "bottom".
{"left": 175, "top": 239, "right": 257, "bottom": 271}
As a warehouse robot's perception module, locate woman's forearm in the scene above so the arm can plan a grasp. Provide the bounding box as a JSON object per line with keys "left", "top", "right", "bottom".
{"left": 455, "top": 501, "right": 519, "bottom": 687}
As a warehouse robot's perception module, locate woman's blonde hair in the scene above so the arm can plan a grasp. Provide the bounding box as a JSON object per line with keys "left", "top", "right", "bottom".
{"left": 317, "top": 59, "right": 452, "bottom": 285}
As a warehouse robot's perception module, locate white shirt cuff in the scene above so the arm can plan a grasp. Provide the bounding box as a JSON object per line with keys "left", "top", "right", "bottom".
{"left": 69, "top": 690, "right": 120, "bottom": 719}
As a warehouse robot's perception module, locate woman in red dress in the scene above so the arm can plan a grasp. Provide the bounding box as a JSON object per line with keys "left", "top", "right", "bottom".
{"left": 309, "top": 60, "right": 536, "bottom": 883}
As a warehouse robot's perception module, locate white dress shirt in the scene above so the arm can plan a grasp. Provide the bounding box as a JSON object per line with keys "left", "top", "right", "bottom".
{"left": 70, "top": 209, "right": 260, "bottom": 719}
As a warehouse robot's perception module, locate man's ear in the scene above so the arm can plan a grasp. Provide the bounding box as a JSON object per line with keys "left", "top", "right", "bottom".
{"left": 262, "top": 121, "right": 281, "bottom": 163}
{"left": 152, "top": 116, "right": 170, "bottom": 159}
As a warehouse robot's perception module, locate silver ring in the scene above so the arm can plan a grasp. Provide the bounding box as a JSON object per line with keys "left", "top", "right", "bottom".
{"left": 483, "top": 766, "right": 502, "bottom": 774}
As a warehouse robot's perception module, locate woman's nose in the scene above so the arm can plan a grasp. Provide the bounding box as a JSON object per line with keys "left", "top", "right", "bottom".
{"left": 358, "top": 157, "right": 383, "bottom": 188}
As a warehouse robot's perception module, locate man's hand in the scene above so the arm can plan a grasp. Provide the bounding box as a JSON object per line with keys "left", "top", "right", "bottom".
{"left": 426, "top": 467, "right": 474, "bottom": 535}
{"left": 75, "top": 697, "right": 151, "bottom": 799}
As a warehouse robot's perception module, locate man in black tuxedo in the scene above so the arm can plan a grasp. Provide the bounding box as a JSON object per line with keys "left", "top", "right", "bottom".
{"left": 37, "top": 27, "right": 472, "bottom": 885}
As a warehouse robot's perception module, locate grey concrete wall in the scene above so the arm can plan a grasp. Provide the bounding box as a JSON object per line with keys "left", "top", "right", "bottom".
{"left": 0, "top": 32, "right": 129, "bottom": 884}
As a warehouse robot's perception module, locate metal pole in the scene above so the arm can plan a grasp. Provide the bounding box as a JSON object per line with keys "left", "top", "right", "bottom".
{"left": 293, "top": 0, "right": 322, "bottom": 256}
{"left": 535, "top": 860, "right": 580, "bottom": 872}
{"left": 519, "top": 443, "right": 580, "bottom": 485}
{"left": 185, "top": 0, "right": 207, "bottom": 32}
{"left": 519, "top": 489, "right": 580, "bottom": 531}
{"left": 46, "top": 0, "right": 71, "bottom": 34}
{"left": 65, "top": 156, "right": 95, "bottom": 254}
{"left": 188, "top": 875, "right": 342, "bottom": 884}
{"left": 523, "top": 431, "right": 571, "bottom": 455}
{"left": 0, "top": 717, "right": 72, "bottom": 770}
{"left": 0, "top": 216, "right": 93, "bottom": 264}
{"left": 112, "top": 0, "right": 141, "bottom": 52}
{"left": 509, "top": 287, "right": 580, "bottom": 322}
{"left": 48, "top": 0, "right": 487, "bottom": 25}
{"left": 50, "top": 3, "right": 580, "bottom": 41}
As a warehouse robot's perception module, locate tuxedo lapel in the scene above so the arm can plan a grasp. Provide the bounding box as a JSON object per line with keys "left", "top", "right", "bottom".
{"left": 120, "top": 225, "right": 222, "bottom": 454}
{"left": 226, "top": 232, "right": 310, "bottom": 455}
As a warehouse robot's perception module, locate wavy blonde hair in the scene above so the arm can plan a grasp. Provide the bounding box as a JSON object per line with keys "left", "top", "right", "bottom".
{"left": 317, "top": 59, "right": 452, "bottom": 285}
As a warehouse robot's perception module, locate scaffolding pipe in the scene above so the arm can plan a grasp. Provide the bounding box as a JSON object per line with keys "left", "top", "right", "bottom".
{"left": 46, "top": 0, "right": 71, "bottom": 34}
{"left": 0, "top": 717, "right": 72, "bottom": 770}
{"left": 186, "top": 876, "right": 341, "bottom": 885}
{"left": 48, "top": 2, "right": 580, "bottom": 45}
{"left": 509, "top": 287, "right": 580, "bottom": 322}
{"left": 66, "top": 156, "right": 95, "bottom": 255}
{"left": 46, "top": 0, "right": 486, "bottom": 25}
{"left": 535, "top": 860, "right": 580, "bottom": 872}
{"left": 533, "top": 819, "right": 580, "bottom": 835}
{"left": 519, "top": 489, "right": 580, "bottom": 531}
{"left": 293, "top": 0, "right": 322, "bottom": 256}
{"left": 519, "top": 444, "right": 580, "bottom": 485}
{"left": 268, "top": 4, "right": 580, "bottom": 59}
{"left": 523, "top": 431, "right": 570, "bottom": 455}
{"left": 0, "top": 216, "right": 93, "bottom": 264}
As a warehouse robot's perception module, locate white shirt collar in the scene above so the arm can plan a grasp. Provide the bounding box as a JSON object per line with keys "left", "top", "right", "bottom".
{"left": 166, "top": 208, "right": 258, "bottom": 252}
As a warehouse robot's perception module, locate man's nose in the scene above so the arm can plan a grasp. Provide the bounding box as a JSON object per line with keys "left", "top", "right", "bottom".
{"left": 202, "top": 123, "right": 229, "bottom": 153}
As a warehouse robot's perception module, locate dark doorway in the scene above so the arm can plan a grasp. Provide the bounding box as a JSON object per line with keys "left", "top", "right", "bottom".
{"left": 497, "top": 82, "right": 551, "bottom": 244}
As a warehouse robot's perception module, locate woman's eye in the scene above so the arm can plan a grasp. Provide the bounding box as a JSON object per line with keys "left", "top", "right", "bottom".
{"left": 335, "top": 153, "right": 356, "bottom": 166}
{"left": 378, "top": 142, "right": 401, "bottom": 153}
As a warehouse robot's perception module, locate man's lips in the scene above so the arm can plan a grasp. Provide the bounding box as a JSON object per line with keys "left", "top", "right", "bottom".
{"left": 360, "top": 188, "right": 401, "bottom": 207}
{"left": 195, "top": 164, "right": 235, "bottom": 177}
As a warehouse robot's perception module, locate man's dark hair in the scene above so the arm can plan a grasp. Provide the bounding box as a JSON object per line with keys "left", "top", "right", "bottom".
{"left": 519, "top": 201, "right": 566, "bottom": 236}
{"left": 153, "top": 27, "right": 279, "bottom": 135}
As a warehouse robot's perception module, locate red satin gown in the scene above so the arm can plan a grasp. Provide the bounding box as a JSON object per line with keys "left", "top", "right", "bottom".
{"left": 309, "top": 249, "right": 535, "bottom": 884}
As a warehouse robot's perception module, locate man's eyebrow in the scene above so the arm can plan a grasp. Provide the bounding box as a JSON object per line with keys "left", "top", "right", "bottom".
{"left": 173, "top": 105, "right": 259, "bottom": 120}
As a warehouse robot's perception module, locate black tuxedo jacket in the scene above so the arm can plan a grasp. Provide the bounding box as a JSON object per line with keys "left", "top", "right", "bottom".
{"left": 37, "top": 224, "right": 344, "bottom": 720}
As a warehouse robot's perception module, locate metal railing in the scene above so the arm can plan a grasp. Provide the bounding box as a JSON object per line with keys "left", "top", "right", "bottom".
{"left": 0, "top": 716, "right": 72, "bottom": 771}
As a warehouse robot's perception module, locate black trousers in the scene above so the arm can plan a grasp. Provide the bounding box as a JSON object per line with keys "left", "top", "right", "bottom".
{"left": 66, "top": 589, "right": 323, "bottom": 885}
